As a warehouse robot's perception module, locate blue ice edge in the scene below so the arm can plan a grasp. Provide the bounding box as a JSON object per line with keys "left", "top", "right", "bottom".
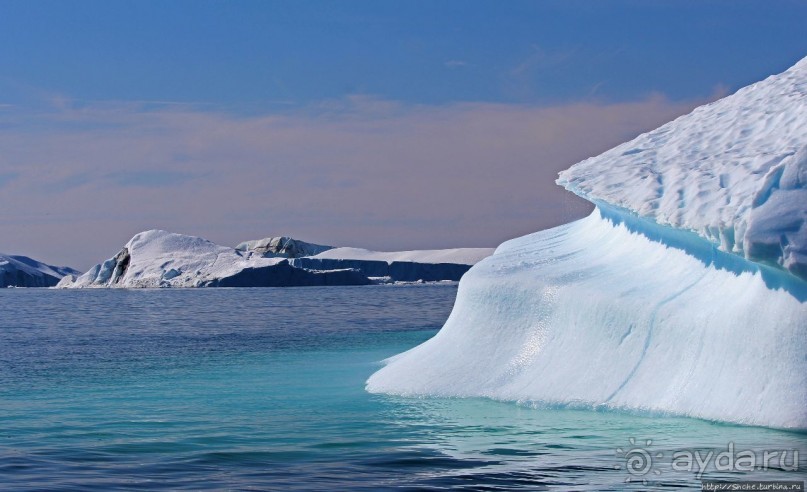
{"left": 593, "top": 200, "right": 807, "bottom": 302}
{"left": 369, "top": 199, "right": 805, "bottom": 429}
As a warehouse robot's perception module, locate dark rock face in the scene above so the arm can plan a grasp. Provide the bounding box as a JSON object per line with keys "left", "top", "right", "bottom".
{"left": 111, "top": 248, "right": 131, "bottom": 284}
{"left": 0, "top": 268, "right": 55, "bottom": 287}
{"left": 204, "top": 260, "right": 373, "bottom": 287}
{"left": 289, "top": 258, "right": 472, "bottom": 282}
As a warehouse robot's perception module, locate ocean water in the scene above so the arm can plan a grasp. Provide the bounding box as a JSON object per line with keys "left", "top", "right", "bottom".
{"left": 0, "top": 286, "right": 804, "bottom": 491}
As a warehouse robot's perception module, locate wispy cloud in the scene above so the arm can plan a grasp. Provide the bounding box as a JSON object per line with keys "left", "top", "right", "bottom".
{"left": 0, "top": 93, "right": 710, "bottom": 269}
{"left": 503, "top": 45, "right": 579, "bottom": 100}
{"left": 106, "top": 170, "right": 199, "bottom": 188}
{"left": 444, "top": 60, "right": 470, "bottom": 69}
{"left": 510, "top": 44, "right": 576, "bottom": 77}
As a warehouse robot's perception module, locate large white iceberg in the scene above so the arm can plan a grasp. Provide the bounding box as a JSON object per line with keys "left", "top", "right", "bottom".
{"left": 368, "top": 56, "right": 807, "bottom": 429}
{"left": 60, "top": 230, "right": 371, "bottom": 288}
{"left": 61, "top": 230, "right": 493, "bottom": 288}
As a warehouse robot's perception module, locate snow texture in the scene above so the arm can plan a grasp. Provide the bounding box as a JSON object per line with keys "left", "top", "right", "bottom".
{"left": 558, "top": 56, "right": 807, "bottom": 281}
{"left": 235, "top": 236, "right": 333, "bottom": 258}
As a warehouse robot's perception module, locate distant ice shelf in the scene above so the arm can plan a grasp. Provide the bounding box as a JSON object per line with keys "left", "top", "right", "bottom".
{"left": 368, "top": 55, "right": 807, "bottom": 429}
{"left": 290, "top": 246, "right": 492, "bottom": 283}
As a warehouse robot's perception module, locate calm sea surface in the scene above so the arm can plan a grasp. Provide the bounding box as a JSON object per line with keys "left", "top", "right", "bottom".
{"left": 0, "top": 286, "right": 804, "bottom": 490}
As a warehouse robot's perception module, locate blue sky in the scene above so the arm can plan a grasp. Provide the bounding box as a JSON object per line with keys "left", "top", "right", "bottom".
{"left": 4, "top": 1, "right": 806, "bottom": 107}
{"left": 1, "top": 1, "right": 806, "bottom": 268}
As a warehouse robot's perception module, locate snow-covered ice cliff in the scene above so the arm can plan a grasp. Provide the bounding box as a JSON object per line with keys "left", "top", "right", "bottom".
{"left": 368, "top": 56, "right": 807, "bottom": 429}
{"left": 310, "top": 247, "right": 492, "bottom": 265}
{"left": 558, "top": 56, "right": 807, "bottom": 280}
{"left": 235, "top": 236, "right": 334, "bottom": 258}
{"left": 60, "top": 230, "right": 492, "bottom": 288}
{"left": 290, "top": 246, "right": 493, "bottom": 282}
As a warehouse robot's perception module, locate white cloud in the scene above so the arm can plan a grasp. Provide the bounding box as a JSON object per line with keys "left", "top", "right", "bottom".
{"left": 444, "top": 60, "right": 469, "bottom": 69}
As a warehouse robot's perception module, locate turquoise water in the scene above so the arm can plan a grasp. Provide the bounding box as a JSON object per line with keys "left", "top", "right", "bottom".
{"left": 1, "top": 286, "right": 804, "bottom": 490}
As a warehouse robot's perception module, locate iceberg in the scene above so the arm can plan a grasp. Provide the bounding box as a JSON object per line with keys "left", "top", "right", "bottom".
{"left": 235, "top": 236, "right": 334, "bottom": 258}
{"left": 367, "top": 56, "right": 807, "bottom": 429}
{"left": 557, "top": 56, "right": 807, "bottom": 280}
{"left": 59, "top": 230, "right": 371, "bottom": 288}
{"left": 290, "top": 247, "right": 493, "bottom": 282}
{"left": 0, "top": 254, "right": 78, "bottom": 288}
{"left": 61, "top": 230, "right": 493, "bottom": 288}
{"left": 310, "top": 247, "right": 493, "bottom": 265}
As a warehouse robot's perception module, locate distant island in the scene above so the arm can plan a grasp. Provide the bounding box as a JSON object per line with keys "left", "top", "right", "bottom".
{"left": 45, "top": 231, "right": 494, "bottom": 288}
{"left": 0, "top": 254, "right": 80, "bottom": 288}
